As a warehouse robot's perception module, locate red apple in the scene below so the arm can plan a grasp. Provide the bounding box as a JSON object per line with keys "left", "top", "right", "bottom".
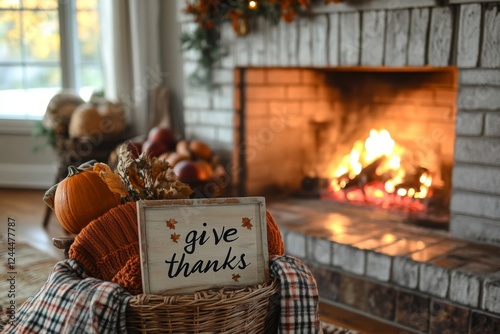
{"left": 142, "top": 139, "right": 167, "bottom": 157}
{"left": 125, "top": 140, "right": 142, "bottom": 158}
{"left": 173, "top": 160, "right": 208, "bottom": 183}
{"left": 148, "top": 126, "right": 177, "bottom": 151}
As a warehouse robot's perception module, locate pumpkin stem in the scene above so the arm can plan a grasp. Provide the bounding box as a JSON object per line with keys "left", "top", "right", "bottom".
{"left": 67, "top": 165, "right": 81, "bottom": 177}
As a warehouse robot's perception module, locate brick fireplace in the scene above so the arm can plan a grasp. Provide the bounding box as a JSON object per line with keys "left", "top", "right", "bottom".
{"left": 180, "top": 0, "right": 500, "bottom": 246}
{"left": 178, "top": 1, "right": 500, "bottom": 332}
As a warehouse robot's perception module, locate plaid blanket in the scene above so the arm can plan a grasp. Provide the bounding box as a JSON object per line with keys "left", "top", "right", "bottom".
{"left": 270, "top": 255, "right": 322, "bottom": 334}
{"left": 2, "top": 259, "right": 131, "bottom": 334}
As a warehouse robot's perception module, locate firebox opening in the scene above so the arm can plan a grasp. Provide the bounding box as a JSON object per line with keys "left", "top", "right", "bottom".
{"left": 235, "top": 66, "right": 458, "bottom": 228}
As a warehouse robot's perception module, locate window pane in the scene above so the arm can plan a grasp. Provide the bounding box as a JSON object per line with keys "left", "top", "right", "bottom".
{"left": 24, "top": 10, "right": 60, "bottom": 62}
{"left": 0, "top": 0, "right": 20, "bottom": 9}
{"left": 0, "top": 10, "right": 22, "bottom": 61}
{"left": 22, "top": 0, "right": 57, "bottom": 9}
{"left": 80, "top": 63, "right": 102, "bottom": 89}
{"left": 76, "top": 0, "right": 98, "bottom": 10}
{"left": 0, "top": 66, "right": 23, "bottom": 89}
{"left": 0, "top": 87, "right": 59, "bottom": 118}
{"left": 77, "top": 9, "right": 100, "bottom": 61}
{"left": 26, "top": 65, "right": 61, "bottom": 88}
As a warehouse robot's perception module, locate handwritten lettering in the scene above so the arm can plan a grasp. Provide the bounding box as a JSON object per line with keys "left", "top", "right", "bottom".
{"left": 165, "top": 247, "right": 250, "bottom": 278}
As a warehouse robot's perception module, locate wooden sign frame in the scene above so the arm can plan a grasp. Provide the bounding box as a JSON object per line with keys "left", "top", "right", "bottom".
{"left": 137, "top": 197, "right": 269, "bottom": 295}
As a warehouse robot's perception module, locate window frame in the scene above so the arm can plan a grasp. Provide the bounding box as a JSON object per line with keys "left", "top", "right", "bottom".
{"left": 0, "top": 0, "right": 99, "bottom": 133}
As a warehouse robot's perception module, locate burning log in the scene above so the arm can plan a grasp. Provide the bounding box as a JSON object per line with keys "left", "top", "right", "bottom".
{"left": 394, "top": 167, "right": 429, "bottom": 194}
{"left": 342, "top": 156, "right": 387, "bottom": 190}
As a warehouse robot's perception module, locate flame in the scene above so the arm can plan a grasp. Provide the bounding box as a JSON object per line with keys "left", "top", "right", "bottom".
{"left": 328, "top": 129, "right": 433, "bottom": 210}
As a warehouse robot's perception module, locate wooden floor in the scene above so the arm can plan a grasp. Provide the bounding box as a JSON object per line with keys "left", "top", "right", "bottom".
{"left": 0, "top": 188, "right": 66, "bottom": 259}
{"left": 0, "top": 187, "right": 410, "bottom": 334}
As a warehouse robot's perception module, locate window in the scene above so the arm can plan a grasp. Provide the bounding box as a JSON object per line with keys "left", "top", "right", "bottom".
{"left": 0, "top": 0, "right": 103, "bottom": 120}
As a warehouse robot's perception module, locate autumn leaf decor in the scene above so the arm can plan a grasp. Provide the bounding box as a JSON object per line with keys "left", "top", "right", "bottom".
{"left": 115, "top": 145, "right": 193, "bottom": 202}
{"left": 166, "top": 218, "right": 178, "bottom": 229}
{"left": 241, "top": 217, "right": 253, "bottom": 230}
{"left": 181, "top": 0, "right": 344, "bottom": 87}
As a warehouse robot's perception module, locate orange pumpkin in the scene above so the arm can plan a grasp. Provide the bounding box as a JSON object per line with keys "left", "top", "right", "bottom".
{"left": 54, "top": 165, "right": 121, "bottom": 234}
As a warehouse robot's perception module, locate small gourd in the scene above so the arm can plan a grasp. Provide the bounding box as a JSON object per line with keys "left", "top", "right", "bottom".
{"left": 53, "top": 165, "right": 121, "bottom": 234}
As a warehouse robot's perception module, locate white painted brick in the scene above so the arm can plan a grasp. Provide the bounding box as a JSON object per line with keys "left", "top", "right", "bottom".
{"left": 198, "top": 110, "right": 233, "bottom": 126}
{"left": 455, "top": 111, "right": 484, "bottom": 135}
{"left": 219, "top": 22, "right": 235, "bottom": 69}
{"left": 212, "top": 85, "right": 234, "bottom": 110}
{"left": 482, "top": 273, "right": 500, "bottom": 314}
{"left": 328, "top": 13, "right": 339, "bottom": 66}
{"left": 459, "top": 69, "right": 500, "bottom": 86}
{"left": 234, "top": 35, "right": 249, "bottom": 67}
{"left": 457, "top": 4, "right": 481, "bottom": 67}
{"left": 449, "top": 270, "right": 481, "bottom": 307}
{"left": 450, "top": 214, "right": 500, "bottom": 246}
{"left": 312, "top": 15, "right": 328, "bottom": 67}
{"left": 278, "top": 21, "right": 290, "bottom": 67}
{"left": 216, "top": 126, "right": 233, "bottom": 144}
{"left": 451, "top": 191, "right": 500, "bottom": 220}
{"left": 212, "top": 69, "right": 234, "bottom": 85}
{"left": 183, "top": 110, "right": 199, "bottom": 125}
{"left": 454, "top": 137, "right": 500, "bottom": 165}
{"left": 428, "top": 7, "right": 453, "bottom": 66}
{"left": 408, "top": 8, "right": 430, "bottom": 66}
{"left": 298, "top": 18, "right": 313, "bottom": 67}
{"left": 419, "top": 263, "right": 450, "bottom": 298}
{"left": 310, "top": 238, "right": 332, "bottom": 265}
{"left": 332, "top": 243, "right": 365, "bottom": 275}
{"left": 340, "top": 12, "right": 360, "bottom": 66}
{"left": 361, "top": 10, "right": 385, "bottom": 66}
{"left": 249, "top": 17, "right": 266, "bottom": 66}
{"left": 366, "top": 251, "right": 392, "bottom": 282}
{"left": 184, "top": 93, "right": 212, "bottom": 109}
{"left": 457, "top": 86, "right": 500, "bottom": 111}
{"left": 265, "top": 21, "right": 280, "bottom": 67}
{"left": 384, "top": 9, "right": 410, "bottom": 66}
{"left": 481, "top": 4, "right": 500, "bottom": 68}
{"left": 186, "top": 125, "right": 216, "bottom": 142}
{"left": 391, "top": 256, "right": 419, "bottom": 289}
{"left": 285, "top": 231, "right": 307, "bottom": 258}
{"left": 287, "top": 21, "right": 299, "bottom": 66}
{"left": 485, "top": 112, "right": 500, "bottom": 136}
{"left": 452, "top": 165, "right": 500, "bottom": 196}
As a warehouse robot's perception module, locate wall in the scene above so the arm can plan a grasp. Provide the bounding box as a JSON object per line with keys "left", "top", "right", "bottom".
{"left": 0, "top": 120, "right": 58, "bottom": 189}
{"left": 0, "top": 0, "right": 186, "bottom": 189}
{"left": 178, "top": 1, "right": 500, "bottom": 245}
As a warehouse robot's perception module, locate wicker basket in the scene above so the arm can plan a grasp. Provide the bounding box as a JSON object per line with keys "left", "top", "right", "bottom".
{"left": 126, "top": 279, "right": 281, "bottom": 334}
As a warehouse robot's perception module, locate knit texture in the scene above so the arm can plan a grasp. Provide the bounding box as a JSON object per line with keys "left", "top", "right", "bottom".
{"left": 266, "top": 210, "right": 285, "bottom": 257}
{"left": 68, "top": 201, "right": 140, "bottom": 282}
{"left": 111, "top": 255, "right": 142, "bottom": 295}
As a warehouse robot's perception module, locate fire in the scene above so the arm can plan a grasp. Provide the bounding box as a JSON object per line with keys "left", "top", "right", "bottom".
{"left": 327, "top": 129, "right": 433, "bottom": 211}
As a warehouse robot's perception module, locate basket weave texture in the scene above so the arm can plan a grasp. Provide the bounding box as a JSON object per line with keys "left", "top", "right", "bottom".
{"left": 126, "top": 279, "right": 281, "bottom": 334}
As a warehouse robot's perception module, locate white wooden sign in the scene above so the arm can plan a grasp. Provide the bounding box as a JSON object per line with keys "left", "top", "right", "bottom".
{"left": 137, "top": 197, "right": 269, "bottom": 295}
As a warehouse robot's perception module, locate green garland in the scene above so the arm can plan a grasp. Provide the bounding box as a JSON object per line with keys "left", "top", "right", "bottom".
{"left": 180, "top": 0, "right": 338, "bottom": 87}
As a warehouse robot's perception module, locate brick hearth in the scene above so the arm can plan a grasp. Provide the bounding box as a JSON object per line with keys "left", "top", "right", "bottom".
{"left": 268, "top": 198, "right": 500, "bottom": 333}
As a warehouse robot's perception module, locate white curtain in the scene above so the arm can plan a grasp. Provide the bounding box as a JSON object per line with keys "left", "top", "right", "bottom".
{"left": 99, "top": 0, "right": 168, "bottom": 136}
